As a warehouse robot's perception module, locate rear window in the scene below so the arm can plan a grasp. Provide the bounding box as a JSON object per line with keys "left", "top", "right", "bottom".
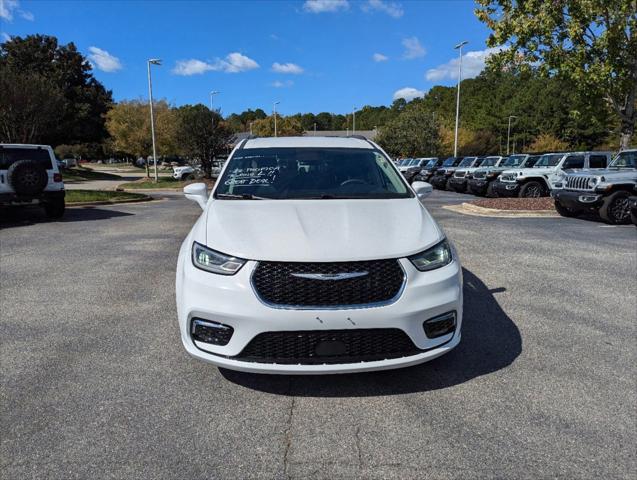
{"left": 0, "top": 148, "right": 53, "bottom": 170}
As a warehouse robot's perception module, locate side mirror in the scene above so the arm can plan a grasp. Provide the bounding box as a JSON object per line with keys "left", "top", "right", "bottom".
{"left": 184, "top": 183, "right": 208, "bottom": 210}
{"left": 412, "top": 181, "right": 433, "bottom": 200}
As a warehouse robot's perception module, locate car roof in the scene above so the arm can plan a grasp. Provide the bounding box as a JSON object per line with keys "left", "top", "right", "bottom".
{"left": 242, "top": 136, "right": 374, "bottom": 150}
{"left": 0, "top": 143, "right": 53, "bottom": 149}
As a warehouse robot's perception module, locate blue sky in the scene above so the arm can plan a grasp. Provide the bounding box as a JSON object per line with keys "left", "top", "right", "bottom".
{"left": 1, "top": 0, "right": 498, "bottom": 116}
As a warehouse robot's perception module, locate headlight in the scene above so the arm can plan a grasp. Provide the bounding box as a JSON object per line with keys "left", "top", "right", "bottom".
{"left": 408, "top": 239, "right": 452, "bottom": 272}
{"left": 192, "top": 242, "right": 245, "bottom": 275}
{"left": 588, "top": 177, "right": 599, "bottom": 188}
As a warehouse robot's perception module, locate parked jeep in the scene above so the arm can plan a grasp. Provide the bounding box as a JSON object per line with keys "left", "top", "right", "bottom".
{"left": 412, "top": 157, "right": 445, "bottom": 183}
{"left": 552, "top": 149, "right": 637, "bottom": 224}
{"left": 492, "top": 151, "right": 611, "bottom": 198}
{"left": 448, "top": 157, "right": 487, "bottom": 193}
{"left": 403, "top": 157, "right": 438, "bottom": 183}
{"left": 467, "top": 154, "right": 540, "bottom": 197}
{"left": 0, "top": 144, "right": 65, "bottom": 218}
{"left": 430, "top": 156, "right": 474, "bottom": 190}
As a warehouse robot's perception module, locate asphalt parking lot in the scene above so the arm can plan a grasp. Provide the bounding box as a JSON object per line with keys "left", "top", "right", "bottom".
{"left": 1, "top": 191, "right": 635, "bottom": 479}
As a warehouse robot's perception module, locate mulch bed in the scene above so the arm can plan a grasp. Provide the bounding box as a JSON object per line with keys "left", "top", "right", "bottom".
{"left": 470, "top": 197, "right": 554, "bottom": 211}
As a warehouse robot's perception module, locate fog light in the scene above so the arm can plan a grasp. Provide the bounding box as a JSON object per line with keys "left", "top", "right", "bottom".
{"left": 423, "top": 311, "right": 456, "bottom": 339}
{"left": 191, "top": 318, "right": 234, "bottom": 346}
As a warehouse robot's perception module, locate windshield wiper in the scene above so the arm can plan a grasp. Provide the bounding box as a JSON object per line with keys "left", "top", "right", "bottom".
{"left": 215, "top": 193, "right": 269, "bottom": 200}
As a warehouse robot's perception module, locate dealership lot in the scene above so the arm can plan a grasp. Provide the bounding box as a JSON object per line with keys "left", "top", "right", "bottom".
{"left": 1, "top": 191, "right": 635, "bottom": 479}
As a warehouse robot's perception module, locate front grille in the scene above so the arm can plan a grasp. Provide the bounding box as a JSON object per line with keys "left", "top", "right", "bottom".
{"left": 473, "top": 171, "right": 486, "bottom": 180}
{"left": 566, "top": 176, "right": 594, "bottom": 191}
{"left": 454, "top": 171, "right": 466, "bottom": 178}
{"left": 252, "top": 260, "right": 405, "bottom": 308}
{"left": 433, "top": 170, "right": 445, "bottom": 176}
{"left": 234, "top": 328, "right": 421, "bottom": 364}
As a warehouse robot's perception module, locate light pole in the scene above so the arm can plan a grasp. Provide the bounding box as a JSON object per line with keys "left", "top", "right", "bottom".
{"left": 147, "top": 58, "right": 161, "bottom": 182}
{"left": 352, "top": 106, "right": 357, "bottom": 134}
{"left": 249, "top": 121, "right": 253, "bottom": 135}
{"left": 313, "top": 122, "right": 317, "bottom": 136}
{"left": 273, "top": 101, "right": 280, "bottom": 137}
{"left": 506, "top": 115, "right": 518, "bottom": 155}
{"left": 209, "top": 90, "right": 220, "bottom": 128}
{"left": 453, "top": 41, "right": 468, "bottom": 158}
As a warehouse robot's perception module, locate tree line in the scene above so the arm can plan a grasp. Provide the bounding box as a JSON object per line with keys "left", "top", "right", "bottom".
{"left": 1, "top": 2, "right": 634, "bottom": 168}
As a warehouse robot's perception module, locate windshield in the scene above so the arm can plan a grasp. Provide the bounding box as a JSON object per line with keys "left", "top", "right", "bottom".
{"left": 442, "top": 157, "right": 457, "bottom": 167}
{"left": 408, "top": 159, "right": 420, "bottom": 166}
{"left": 534, "top": 154, "right": 563, "bottom": 167}
{"left": 610, "top": 151, "right": 637, "bottom": 168}
{"left": 503, "top": 155, "right": 526, "bottom": 167}
{"left": 458, "top": 157, "right": 476, "bottom": 167}
{"left": 424, "top": 159, "right": 436, "bottom": 168}
{"left": 214, "top": 147, "right": 412, "bottom": 200}
{"left": 480, "top": 156, "right": 500, "bottom": 167}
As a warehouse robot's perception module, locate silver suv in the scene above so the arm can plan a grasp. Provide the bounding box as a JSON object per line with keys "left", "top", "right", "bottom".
{"left": 0, "top": 144, "right": 66, "bottom": 218}
{"left": 553, "top": 149, "right": 637, "bottom": 224}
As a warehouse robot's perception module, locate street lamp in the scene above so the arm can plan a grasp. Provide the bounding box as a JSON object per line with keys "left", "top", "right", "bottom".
{"left": 147, "top": 58, "right": 161, "bottom": 182}
{"left": 273, "top": 101, "right": 280, "bottom": 137}
{"left": 313, "top": 122, "right": 317, "bottom": 136}
{"left": 507, "top": 115, "right": 518, "bottom": 155}
{"left": 209, "top": 90, "right": 220, "bottom": 128}
{"left": 352, "top": 106, "right": 357, "bottom": 134}
{"left": 453, "top": 41, "right": 468, "bottom": 158}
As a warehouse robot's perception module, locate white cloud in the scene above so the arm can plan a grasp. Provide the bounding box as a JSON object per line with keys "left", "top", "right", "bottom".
{"left": 402, "top": 36, "right": 425, "bottom": 59}
{"left": 172, "top": 59, "right": 213, "bottom": 76}
{"left": 88, "top": 46, "right": 122, "bottom": 72}
{"left": 1, "top": 32, "right": 10, "bottom": 42}
{"left": 393, "top": 87, "right": 425, "bottom": 102}
{"left": 362, "top": 0, "right": 403, "bottom": 18}
{"left": 0, "top": 0, "right": 33, "bottom": 21}
{"left": 303, "top": 0, "right": 349, "bottom": 13}
{"left": 272, "top": 62, "right": 304, "bottom": 74}
{"left": 425, "top": 46, "right": 505, "bottom": 81}
{"left": 271, "top": 80, "right": 294, "bottom": 88}
{"left": 373, "top": 53, "right": 389, "bottom": 62}
{"left": 172, "top": 52, "right": 259, "bottom": 76}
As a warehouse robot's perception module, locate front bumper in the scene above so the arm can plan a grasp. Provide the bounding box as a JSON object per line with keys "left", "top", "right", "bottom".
{"left": 0, "top": 190, "right": 65, "bottom": 205}
{"left": 448, "top": 177, "right": 467, "bottom": 191}
{"left": 467, "top": 179, "right": 488, "bottom": 195}
{"left": 176, "top": 255, "right": 463, "bottom": 374}
{"left": 553, "top": 190, "right": 604, "bottom": 210}
{"left": 430, "top": 176, "right": 449, "bottom": 189}
{"left": 491, "top": 180, "right": 520, "bottom": 197}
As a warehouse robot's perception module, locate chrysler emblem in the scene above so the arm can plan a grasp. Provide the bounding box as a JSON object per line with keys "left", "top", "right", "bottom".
{"left": 291, "top": 271, "right": 369, "bottom": 281}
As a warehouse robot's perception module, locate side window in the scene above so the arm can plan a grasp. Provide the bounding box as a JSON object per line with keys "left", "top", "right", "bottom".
{"left": 589, "top": 155, "right": 607, "bottom": 168}
{"left": 562, "top": 155, "right": 585, "bottom": 169}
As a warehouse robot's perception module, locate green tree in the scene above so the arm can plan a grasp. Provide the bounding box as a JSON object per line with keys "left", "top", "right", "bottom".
{"left": 175, "top": 104, "right": 234, "bottom": 177}
{"left": 105, "top": 100, "right": 177, "bottom": 175}
{"left": 376, "top": 104, "right": 440, "bottom": 157}
{"left": 251, "top": 115, "right": 304, "bottom": 136}
{"left": 0, "top": 68, "right": 65, "bottom": 143}
{"left": 0, "top": 34, "right": 113, "bottom": 146}
{"left": 476, "top": 0, "right": 637, "bottom": 149}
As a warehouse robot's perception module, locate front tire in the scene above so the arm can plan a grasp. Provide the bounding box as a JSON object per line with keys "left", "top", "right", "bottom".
{"left": 519, "top": 181, "right": 547, "bottom": 198}
{"left": 554, "top": 201, "right": 577, "bottom": 218}
{"left": 44, "top": 199, "right": 65, "bottom": 219}
{"left": 599, "top": 191, "right": 631, "bottom": 224}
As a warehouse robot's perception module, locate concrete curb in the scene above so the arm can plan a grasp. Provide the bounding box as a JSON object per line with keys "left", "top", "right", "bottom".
{"left": 66, "top": 196, "right": 153, "bottom": 207}
{"left": 443, "top": 202, "right": 560, "bottom": 218}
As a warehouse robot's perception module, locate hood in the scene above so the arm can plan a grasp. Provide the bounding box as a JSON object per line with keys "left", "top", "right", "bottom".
{"left": 567, "top": 167, "right": 637, "bottom": 178}
{"left": 506, "top": 166, "right": 555, "bottom": 176}
{"left": 203, "top": 198, "right": 442, "bottom": 262}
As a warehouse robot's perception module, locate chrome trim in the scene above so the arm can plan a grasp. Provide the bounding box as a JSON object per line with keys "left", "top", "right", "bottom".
{"left": 290, "top": 271, "right": 368, "bottom": 281}
{"left": 191, "top": 319, "right": 232, "bottom": 334}
{"left": 249, "top": 260, "right": 407, "bottom": 311}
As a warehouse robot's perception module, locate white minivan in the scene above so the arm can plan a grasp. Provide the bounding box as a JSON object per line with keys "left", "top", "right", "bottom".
{"left": 175, "top": 136, "right": 463, "bottom": 374}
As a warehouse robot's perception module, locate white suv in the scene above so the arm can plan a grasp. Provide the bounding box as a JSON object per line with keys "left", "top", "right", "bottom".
{"left": 175, "top": 136, "right": 463, "bottom": 374}
{"left": 0, "top": 144, "right": 65, "bottom": 218}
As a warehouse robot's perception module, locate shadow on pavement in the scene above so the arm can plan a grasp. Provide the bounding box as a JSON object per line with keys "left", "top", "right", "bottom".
{"left": 221, "top": 268, "right": 522, "bottom": 396}
{"left": 0, "top": 206, "right": 133, "bottom": 228}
